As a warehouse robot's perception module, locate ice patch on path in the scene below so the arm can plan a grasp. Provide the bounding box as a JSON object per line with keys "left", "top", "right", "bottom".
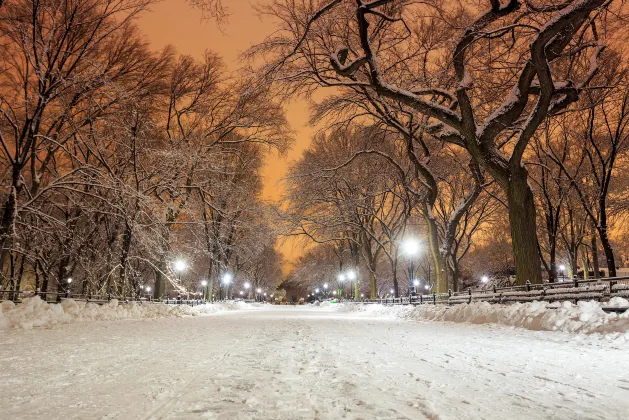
{"left": 0, "top": 296, "right": 247, "bottom": 331}
{"left": 338, "top": 300, "right": 629, "bottom": 344}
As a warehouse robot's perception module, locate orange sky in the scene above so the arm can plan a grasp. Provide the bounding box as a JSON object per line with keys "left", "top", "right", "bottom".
{"left": 138, "top": 1, "right": 313, "bottom": 263}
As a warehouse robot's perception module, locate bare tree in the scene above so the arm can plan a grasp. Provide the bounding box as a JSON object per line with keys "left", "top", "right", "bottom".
{"left": 252, "top": 0, "right": 618, "bottom": 285}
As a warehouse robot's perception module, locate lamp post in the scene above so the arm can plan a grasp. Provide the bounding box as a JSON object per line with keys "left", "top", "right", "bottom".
{"left": 66, "top": 278, "right": 72, "bottom": 298}
{"left": 173, "top": 259, "right": 186, "bottom": 299}
{"left": 402, "top": 239, "right": 421, "bottom": 298}
{"left": 346, "top": 270, "right": 356, "bottom": 300}
{"left": 256, "top": 288, "right": 262, "bottom": 302}
{"left": 145, "top": 286, "right": 151, "bottom": 300}
{"left": 481, "top": 275, "right": 489, "bottom": 285}
{"left": 559, "top": 264, "right": 566, "bottom": 281}
{"left": 244, "top": 282, "right": 251, "bottom": 299}
{"left": 222, "top": 273, "right": 232, "bottom": 300}
{"left": 323, "top": 282, "right": 328, "bottom": 297}
{"left": 337, "top": 274, "right": 345, "bottom": 298}
{"left": 201, "top": 280, "right": 208, "bottom": 300}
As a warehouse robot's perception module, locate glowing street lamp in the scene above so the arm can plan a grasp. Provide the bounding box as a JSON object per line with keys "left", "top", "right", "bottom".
{"left": 390, "top": 289, "right": 395, "bottom": 295}
{"left": 221, "top": 273, "right": 232, "bottom": 300}
{"left": 346, "top": 270, "right": 357, "bottom": 299}
{"left": 424, "top": 284, "right": 430, "bottom": 291}
{"left": 200, "top": 280, "right": 208, "bottom": 300}
{"left": 173, "top": 260, "right": 186, "bottom": 273}
{"left": 481, "top": 276, "right": 489, "bottom": 284}
{"left": 67, "top": 278, "right": 73, "bottom": 284}
{"left": 173, "top": 260, "right": 187, "bottom": 298}
{"left": 402, "top": 239, "right": 421, "bottom": 256}
{"left": 413, "top": 279, "right": 420, "bottom": 287}
{"left": 315, "top": 288, "right": 320, "bottom": 294}
{"left": 559, "top": 264, "right": 566, "bottom": 281}
{"left": 402, "top": 238, "right": 421, "bottom": 298}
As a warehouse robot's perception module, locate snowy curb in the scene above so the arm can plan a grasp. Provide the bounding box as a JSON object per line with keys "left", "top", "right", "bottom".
{"left": 0, "top": 296, "right": 248, "bottom": 331}
{"left": 336, "top": 298, "right": 629, "bottom": 344}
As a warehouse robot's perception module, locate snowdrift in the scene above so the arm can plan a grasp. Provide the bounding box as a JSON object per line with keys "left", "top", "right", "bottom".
{"left": 338, "top": 298, "right": 629, "bottom": 344}
{"left": 0, "top": 297, "right": 247, "bottom": 331}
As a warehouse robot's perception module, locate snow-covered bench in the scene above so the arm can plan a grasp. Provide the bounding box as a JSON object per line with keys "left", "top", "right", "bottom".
{"left": 543, "top": 285, "right": 607, "bottom": 302}
{"left": 501, "top": 289, "right": 545, "bottom": 302}
{"left": 449, "top": 292, "right": 501, "bottom": 305}
{"left": 611, "top": 283, "right": 629, "bottom": 298}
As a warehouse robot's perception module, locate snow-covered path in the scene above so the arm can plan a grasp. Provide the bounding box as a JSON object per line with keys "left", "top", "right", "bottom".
{"left": 1, "top": 305, "right": 628, "bottom": 419}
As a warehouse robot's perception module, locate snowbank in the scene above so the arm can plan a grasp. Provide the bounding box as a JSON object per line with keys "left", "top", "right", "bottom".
{"left": 338, "top": 299, "right": 629, "bottom": 344}
{"left": 0, "top": 297, "right": 248, "bottom": 331}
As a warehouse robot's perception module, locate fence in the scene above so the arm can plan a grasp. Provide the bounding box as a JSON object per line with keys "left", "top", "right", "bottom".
{"left": 0, "top": 289, "right": 237, "bottom": 306}
{"left": 355, "top": 277, "right": 629, "bottom": 310}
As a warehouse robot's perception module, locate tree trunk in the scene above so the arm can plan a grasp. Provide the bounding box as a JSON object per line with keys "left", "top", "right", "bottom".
{"left": 0, "top": 169, "right": 20, "bottom": 271}
{"left": 14, "top": 254, "right": 24, "bottom": 301}
{"left": 119, "top": 222, "right": 133, "bottom": 292}
{"left": 392, "top": 264, "right": 399, "bottom": 297}
{"left": 506, "top": 171, "right": 542, "bottom": 284}
{"left": 580, "top": 246, "right": 589, "bottom": 280}
{"left": 591, "top": 232, "right": 600, "bottom": 278}
{"left": 424, "top": 213, "right": 447, "bottom": 292}
{"left": 153, "top": 257, "right": 166, "bottom": 299}
{"left": 598, "top": 228, "right": 617, "bottom": 278}
{"left": 56, "top": 257, "right": 70, "bottom": 301}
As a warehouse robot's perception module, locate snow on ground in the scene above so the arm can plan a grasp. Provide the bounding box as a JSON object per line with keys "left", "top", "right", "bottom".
{"left": 0, "top": 296, "right": 247, "bottom": 331}
{"left": 338, "top": 298, "right": 629, "bottom": 345}
{"left": 1, "top": 305, "right": 629, "bottom": 419}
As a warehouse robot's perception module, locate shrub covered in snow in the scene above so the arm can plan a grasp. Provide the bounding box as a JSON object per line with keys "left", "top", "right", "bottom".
{"left": 0, "top": 296, "right": 247, "bottom": 331}
{"left": 338, "top": 299, "right": 629, "bottom": 344}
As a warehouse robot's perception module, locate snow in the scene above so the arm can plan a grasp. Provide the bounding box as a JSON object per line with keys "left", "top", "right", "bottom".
{"left": 0, "top": 296, "right": 247, "bottom": 331}
{"left": 1, "top": 305, "right": 629, "bottom": 419}
{"left": 339, "top": 300, "right": 629, "bottom": 344}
